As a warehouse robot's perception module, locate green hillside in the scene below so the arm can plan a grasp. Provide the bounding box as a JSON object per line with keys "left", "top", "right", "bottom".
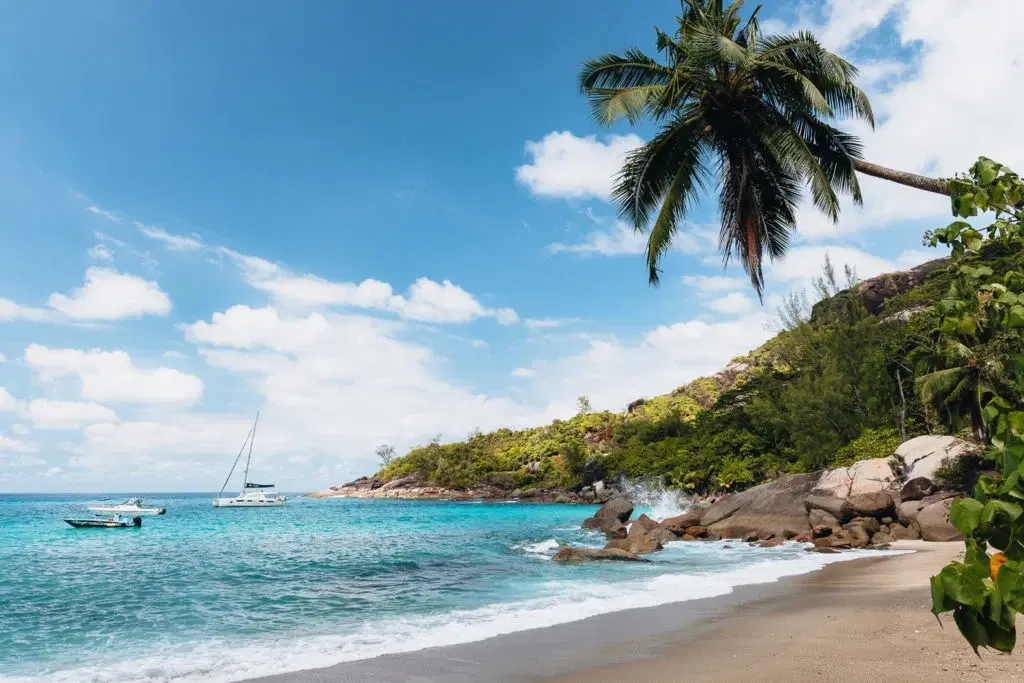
{"left": 377, "top": 161, "right": 1024, "bottom": 496}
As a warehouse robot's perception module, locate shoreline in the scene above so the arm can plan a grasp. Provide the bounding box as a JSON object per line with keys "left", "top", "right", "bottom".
{"left": 242, "top": 541, "right": 1023, "bottom": 683}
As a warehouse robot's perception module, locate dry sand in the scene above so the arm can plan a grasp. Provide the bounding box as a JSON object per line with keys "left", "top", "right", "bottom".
{"left": 551, "top": 541, "right": 1024, "bottom": 683}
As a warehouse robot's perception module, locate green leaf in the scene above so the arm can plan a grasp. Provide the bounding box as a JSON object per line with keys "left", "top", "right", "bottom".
{"left": 996, "top": 562, "right": 1024, "bottom": 613}
{"left": 962, "top": 228, "right": 984, "bottom": 252}
{"left": 954, "top": 605, "right": 989, "bottom": 653}
{"left": 1010, "top": 306, "right": 1024, "bottom": 329}
{"left": 939, "top": 563, "right": 988, "bottom": 609}
{"left": 982, "top": 500, "right": 1024, "bottom": 526}
{"left": 951, "top": 498, "right": 985, "bottom": 535}
{"left": 957, "top": 315, "right": 978, "bottom": 335}
{"left": 975, "top": 158, "right": 1003, "bottom": 186}
{"left": 932, "top": 573, "right": 955, "bottom": 615}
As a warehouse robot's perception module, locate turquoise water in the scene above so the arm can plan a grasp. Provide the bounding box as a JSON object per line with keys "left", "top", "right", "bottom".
{"left": 0, "top": 493, "right": 879, "bottom": 682}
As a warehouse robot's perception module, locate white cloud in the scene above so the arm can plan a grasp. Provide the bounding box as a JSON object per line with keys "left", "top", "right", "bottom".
{"left": 0, "top": 388, "right": 16, "bottom": 411}
{"left": 86, "top": 205, "right": 121, "bottom": 223}
{"left": 220, "top": 248, "right": 517, "bottom": 325}
{"left": 549, "top": 221, "right": 645, "bottom": 256}
{"left": 46, "top": 268, "right": 172, "bottom": 321}
{"left": 24, "top": 345, "right": 203, "bottom": 405}
{"left": 682, "top": 275, "right": 746, "bottom": 292}
{"left": 516, "top": 131, "right": 643, "bottom": 200}
{"left": 0, "top": 353, "right": 7, "bottom": 363}
{"left": 0, "top": 298, "right": 54, "bottom": 322}
{"left": 708, "top": 292, "right": 757, "bottom": 314}
{"left": 528, "top": 313, "right": 774, "bottom": 418}
{"left": 525, "top": 318, "right": 568, "bottom": 329}
{"left": 87, "top": 244, "right": 114, "bottom": 262}
{"left": 469, "top": 339, "right": 487, "bottom": 348}
{"left": 136, "top": 222, "right": 204, "bottom": 251}
{"left": 767, "top": 246, "right": 895, "bottom": 285}
{"left": 0, "top": 434, "right": 36, "bottom": 453}
{"left": 27, "top": 399, "right": 118, "bottom": 430}
{"left": 511, "top": 367, "right": 535, "bottom": 378}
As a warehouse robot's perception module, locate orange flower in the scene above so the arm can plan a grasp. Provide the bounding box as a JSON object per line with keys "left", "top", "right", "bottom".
{"left": 991, "top": 552, "right": 1007, "bottom": 580}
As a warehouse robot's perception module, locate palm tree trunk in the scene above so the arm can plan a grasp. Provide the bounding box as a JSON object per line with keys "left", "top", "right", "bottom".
{"left": 854, "top": 160, "right": 949, "bottom": 196}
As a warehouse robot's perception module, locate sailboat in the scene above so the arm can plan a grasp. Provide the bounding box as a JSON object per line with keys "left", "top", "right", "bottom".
{"left": 212, "top": 411, "right": 287, "bottom": 508}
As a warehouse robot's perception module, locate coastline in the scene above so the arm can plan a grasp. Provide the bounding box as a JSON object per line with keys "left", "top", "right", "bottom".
{"left": 243, "top": 541, "right": 1024, "bottom": 683}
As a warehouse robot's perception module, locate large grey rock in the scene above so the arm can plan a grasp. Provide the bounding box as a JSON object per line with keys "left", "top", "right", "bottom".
{"left": 917, "top": 497, "right": 964, "bottom": 542}
{"left": 581, "top": 497, "right": 634, "bottom": 539}
{"left": 889, "top": 523, "right": 920, "bottom": 541}
{"left": 812, "top": 458, "right": 897, "bottom": 499}
{"left": 552, "top": 547, "right": 650, "bottom": 563}
{"left": 659, "top": 510, "right": 703, "bottom": 535}
{"left": 804, "top": 494, "right": 852, "bottom": 522}
{"left": 808, "top": 508, "right": 840, "bottom": 530}
{"left": 595, "top": 497, "right": 634, "bottom": 523}
{"left": 847, "top": 492, "right": 895, "bottom": 518}
{"left": 897, "top": 435, "right": 980, "bottom": 483}
{"left": 701, "top": 472, "right": 818, "bottom": 539}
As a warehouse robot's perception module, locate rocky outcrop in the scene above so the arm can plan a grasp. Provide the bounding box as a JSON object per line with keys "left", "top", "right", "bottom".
{"left": 900, "top": 477, "right": 938, "bottom": 502}
{"left": 847, "top": 492, "right": 895, "bottom": 518}
{"left": 701, "top": 472, "right": 819, "bottom": 539}
{"left": 552, "top": 547, "right": 650, "bottom": 563}
{"left": 804, "top": 494, "right": 852, "bottom": 523}
{"left": 896, "top": 435, "right": 980, "bottom": 483}
{"left": 812, "top": 258, "right": 947, "bottom": 319}
{"left": 811, "top": 458, "right": 897, "bottom": 499}
{"left": 582, "top": 498, "right": 634, "bottom": 539}
{"left": 917, "top": 497, "right": 964, "bottom": 542}
{"left": 660, "top": 510, "right": 703, "bottom": 535}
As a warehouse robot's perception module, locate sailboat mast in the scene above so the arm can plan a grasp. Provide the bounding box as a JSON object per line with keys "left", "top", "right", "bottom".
{"left": 242, "top": 410, "right": 259, "bottom": 491}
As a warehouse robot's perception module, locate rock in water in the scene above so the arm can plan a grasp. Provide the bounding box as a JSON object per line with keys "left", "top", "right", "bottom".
{"left": 552, "top": 547, "right": 650, "bottom": 563}
{"left": 896, "top": 435, "right": 980, "bottom": 482}
{"left": 605, "top": 514, "right": 664, "bottom": 554}
{"left": 700, "top": 472, "right": 819, "bottom": 539}
{"left": 660, "top": 510, "right": 703, "bottom": 535}
{"left": 917, "top": 497, "right": 964, "bottom": 542}
{"left": 581, "top": 497, "right": 634, "bottom": 539}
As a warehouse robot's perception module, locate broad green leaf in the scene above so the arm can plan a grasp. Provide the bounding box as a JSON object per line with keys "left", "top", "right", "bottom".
{"left": 953, "top": 605, "right": 989, "bottom": 654}
{"left": 976, "top": 158, "right": 1003, "bottom": 186}
{"left": 1010, "top": 306, "right": 1024, "bottom": 329}
{"left": 951, "top": 498, "right": 985, "bottom": 535}
{"left": 996, "top": 562, "right": 1024, "bottom": 613}
{"left": 962, "top": 228, "right": 984, "bottom": 252}
{"left": 940, "top": 563, "right": 988, "bottom": 609}
{"left": 932, "top": 573, "right": 955, "bottom": 615}
{"left": 982, "top": 500, "right": 1024, "bottom": 526}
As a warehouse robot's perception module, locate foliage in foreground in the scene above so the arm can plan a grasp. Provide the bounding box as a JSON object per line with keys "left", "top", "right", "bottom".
{"left": 925, "top": 159, "right": 1024, "bottom": 654}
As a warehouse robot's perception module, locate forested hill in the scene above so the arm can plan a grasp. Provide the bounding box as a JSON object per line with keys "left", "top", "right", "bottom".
{"left": 370, "top": 246, "right": 1011, "bottom": 496}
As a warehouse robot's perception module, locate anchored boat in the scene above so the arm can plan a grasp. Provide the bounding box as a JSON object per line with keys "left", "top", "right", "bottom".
{"left": 213, "top": 411, "right": 287, "bottom": 508}
{"left": 64, "top": 515, "right": 142, "bottom": 529}
{"left": 87, "top": 498, "right": 166, "bottom": 516}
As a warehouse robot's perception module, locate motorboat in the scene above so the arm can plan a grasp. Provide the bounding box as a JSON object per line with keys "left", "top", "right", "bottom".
{"left": 64, "top": 515, "right": 142, "bottom": 529}
{"left": 213, "top": 411, "right": 287, "bottom": 508}
{"left": 87, "top": 498, "right": 166, "bottom": 516}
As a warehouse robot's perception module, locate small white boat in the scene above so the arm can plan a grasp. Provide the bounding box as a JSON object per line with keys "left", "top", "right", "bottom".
{"left": 88, "top": 498, "right": 166, "bottom": 516}
{"left": 213, "top": 411, "right": 287, "bottom": 508}
{"left": 65, "top": 514, "right": 142, "bottom": 529}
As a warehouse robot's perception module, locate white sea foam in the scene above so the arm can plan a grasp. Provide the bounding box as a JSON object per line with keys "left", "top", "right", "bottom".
{"left": 2, "top": 546, "right": 910, "bottom": 683}
{"left": 617, "top": 478, "right": 691, "bottom": 520}
{"left": 512, "top": 538, "right": 560, "bottom": 557}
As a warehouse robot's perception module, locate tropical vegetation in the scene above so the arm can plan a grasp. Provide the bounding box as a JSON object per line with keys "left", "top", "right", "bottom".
{"left": 579, "top": 0, "right": 948, "bottom": 293}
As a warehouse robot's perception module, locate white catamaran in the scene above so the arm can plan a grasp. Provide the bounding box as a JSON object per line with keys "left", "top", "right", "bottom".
{"left": 213, "top": 411, "right": 287, "bottom": 508}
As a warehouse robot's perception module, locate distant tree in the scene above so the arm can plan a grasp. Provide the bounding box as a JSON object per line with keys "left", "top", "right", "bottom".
{"left": 467, "top": 427, "right": 482, "bottom": 441}
{"left": 576, "top": 395, "right": 592, "bottom": 414}
{"left": 375, "top": 443, "right": 396, "bottom": 468}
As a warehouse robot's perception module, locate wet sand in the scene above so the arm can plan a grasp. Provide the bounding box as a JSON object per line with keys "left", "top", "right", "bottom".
{"left": 247, "top": 541, "right": 1024, "bottom": 683}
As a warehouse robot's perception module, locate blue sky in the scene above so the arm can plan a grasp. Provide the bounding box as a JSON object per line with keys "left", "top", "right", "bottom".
{"left": 0, "top": 0, "right": 1018, "bottom": 492}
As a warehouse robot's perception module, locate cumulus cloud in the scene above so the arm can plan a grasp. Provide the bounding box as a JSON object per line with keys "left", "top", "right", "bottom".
{"left": 682, "top": 275, "right": 746, "bottom": 292}
{"left": 0, "top": 434, "right": 36, "bottom": 453}
{"left": 220, "top": 248, "right": 518, "bottom": 325}
{"left": 548, "top": 221, "right": 645, "bottom": 256}
{"left": 27, "top": 399, "right": 118, "bottom": 431}
{"left": 24, "top": 345, "right": 203, "bottom": 405}
{"left": 515, "top": 131, "right": 643, "bottom": 200}
{"left": 708, "top": 292, "right": 757, "bottom": 315}
{"left": 47, "top": 268, "right": 172, "bottom": 321}
{"left": 0, "top": 388, "right": 17, "bottom": 411}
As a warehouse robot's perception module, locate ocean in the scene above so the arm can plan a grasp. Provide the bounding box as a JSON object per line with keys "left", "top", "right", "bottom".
{"left": 1, "top": 493, "right": 885, "bottom": 682}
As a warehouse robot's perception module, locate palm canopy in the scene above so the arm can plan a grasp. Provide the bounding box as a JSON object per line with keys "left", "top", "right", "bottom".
{"left": 580, "top": 0, "right": 875, "bottom": 295}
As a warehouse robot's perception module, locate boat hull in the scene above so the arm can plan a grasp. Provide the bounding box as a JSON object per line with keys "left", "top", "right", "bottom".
{"left": 64, "top": 517, "right": 142, "bottom": 528}
{"left": 87, "top": 506, "right": 166, "bottom": 515}
{"left": 212, "top": 497, "right": 286, "bottom": 508}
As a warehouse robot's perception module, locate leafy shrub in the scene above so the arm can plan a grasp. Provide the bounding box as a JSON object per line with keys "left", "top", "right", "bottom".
{"left": 832, "top": 427, "right": 902, "bottom": 467}
{"left": 933, "top": 454, "right": 986, "bottom": 492}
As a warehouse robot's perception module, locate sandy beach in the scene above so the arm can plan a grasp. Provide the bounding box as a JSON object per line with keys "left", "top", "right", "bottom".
{"left": 247, "top": 541, "right": 1024, "bottom": 683}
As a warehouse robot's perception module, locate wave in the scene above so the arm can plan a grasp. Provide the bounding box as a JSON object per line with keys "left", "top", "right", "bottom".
{"left": 2, "top": 546, "right": 910, "bottom": 683}
{"left": 616, "top": 478, "right": 691, "bottom": 520}
{"left": 511, "top": 538, "right": 561, "bottom": 557}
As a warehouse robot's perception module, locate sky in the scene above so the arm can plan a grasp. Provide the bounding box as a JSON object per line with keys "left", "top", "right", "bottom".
{"left": 0, "top": 0, "right": 1021, "bottom": 492}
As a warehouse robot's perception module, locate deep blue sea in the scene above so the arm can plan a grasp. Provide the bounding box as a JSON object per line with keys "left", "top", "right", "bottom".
{"left": 0, "top": 493, "right": 885, "bottom": 682}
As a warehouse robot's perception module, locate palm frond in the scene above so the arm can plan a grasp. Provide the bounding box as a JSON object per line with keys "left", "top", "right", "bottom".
{"left": 578, "top": 50, "right": 672, "bottom": 94}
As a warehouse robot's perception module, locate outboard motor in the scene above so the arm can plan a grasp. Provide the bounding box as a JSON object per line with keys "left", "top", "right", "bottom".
{"left": 133, "top": 516, "right": 142, "bottom": 527}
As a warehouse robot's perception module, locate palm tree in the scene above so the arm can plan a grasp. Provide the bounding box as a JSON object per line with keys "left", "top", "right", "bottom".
{"left": 914, "top": 340, "right": 1001, "bottom": 441}
{"left": 580, "top": 0, "right": 948, "bottom": 294}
